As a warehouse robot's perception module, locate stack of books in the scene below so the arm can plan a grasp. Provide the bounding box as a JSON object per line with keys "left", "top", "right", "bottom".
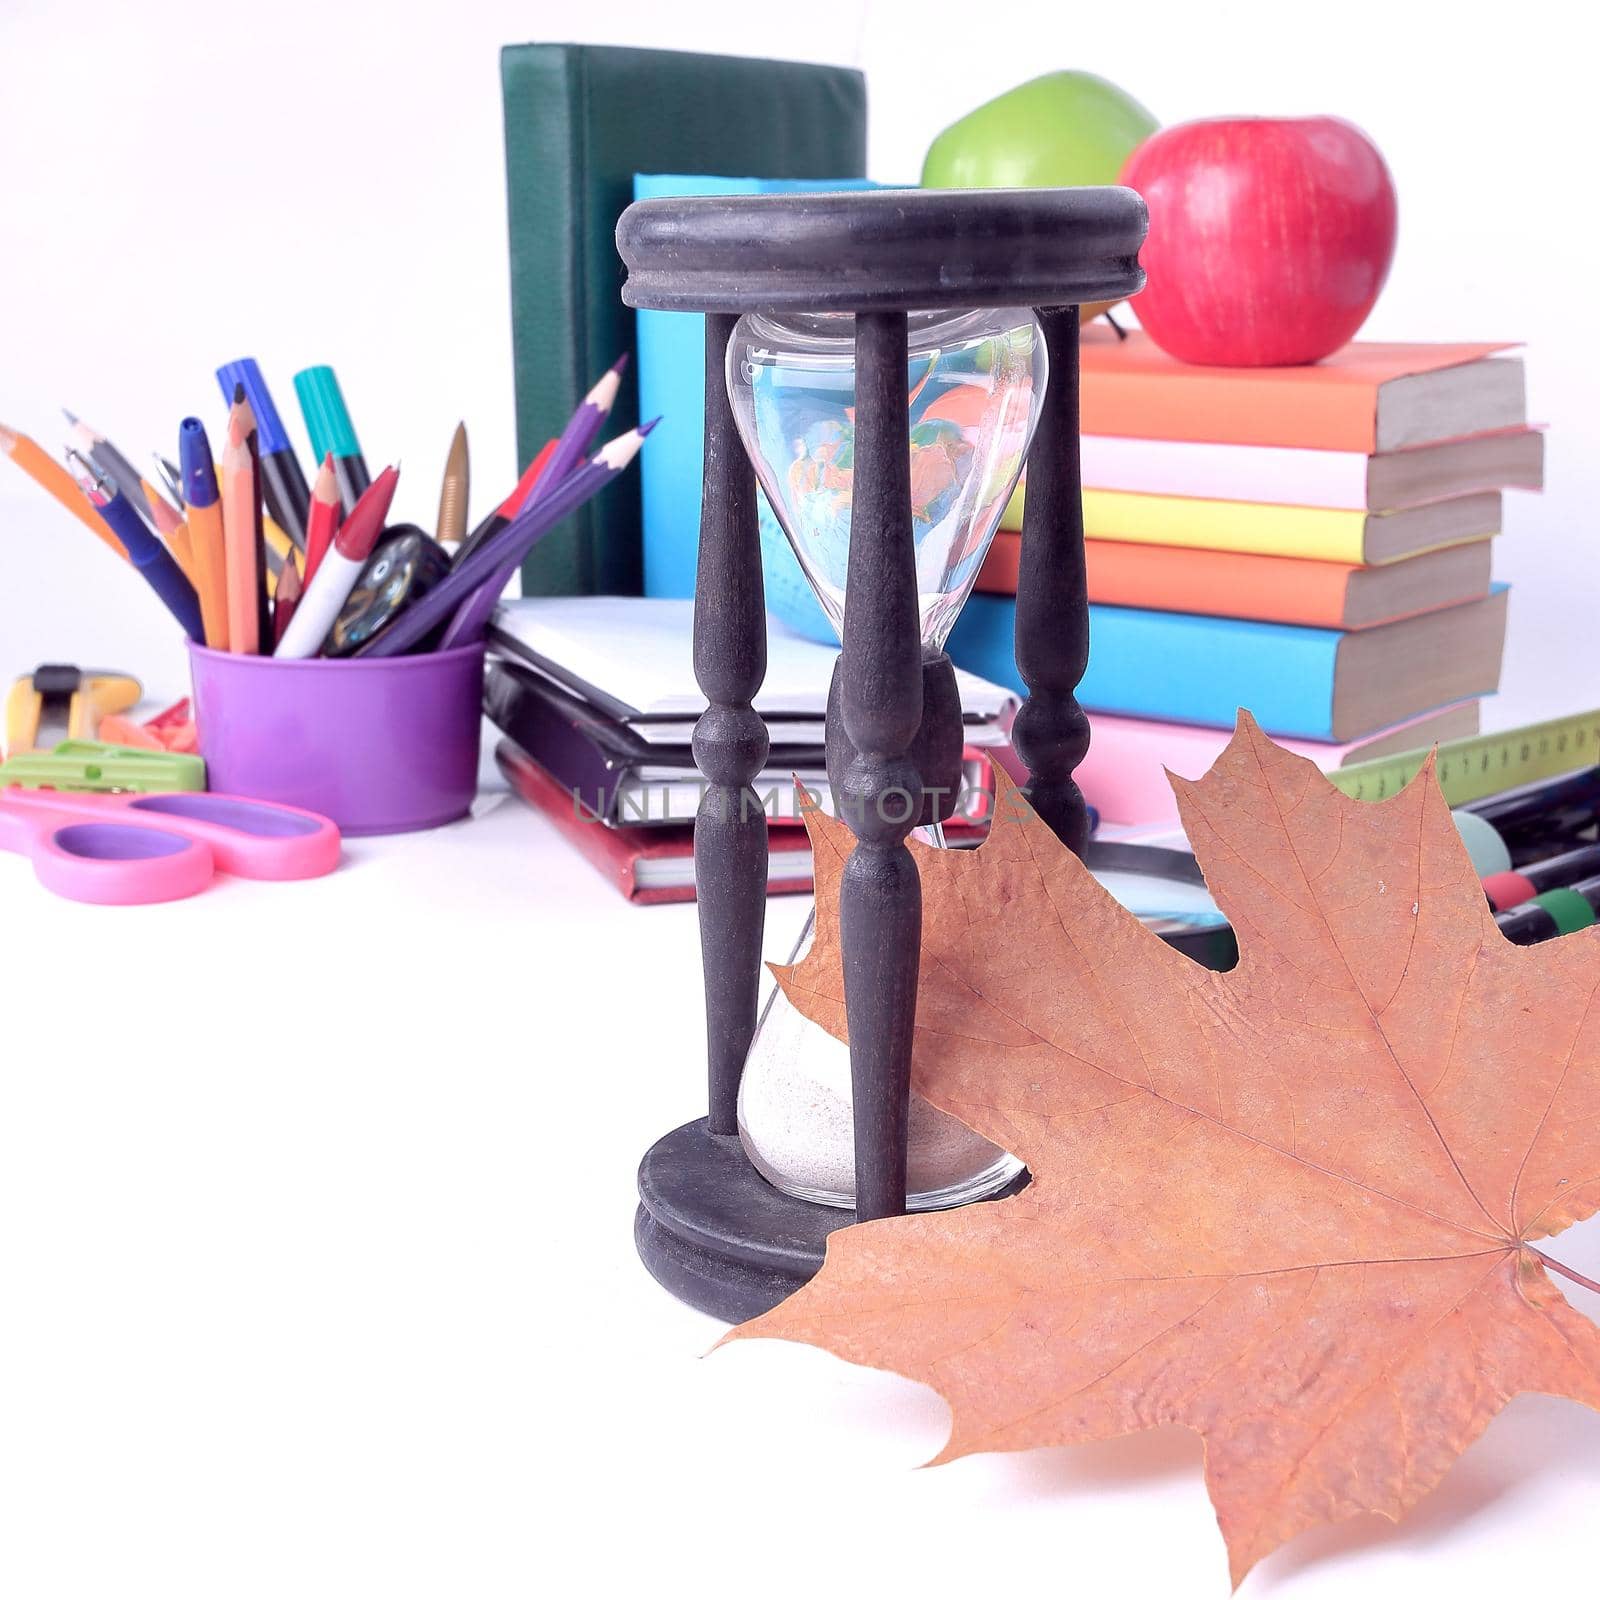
{"left": 950, "top": 328, "right": 1543, "bottom": 825}
{"left": 486, "top": 597, "right": 1017, "bottom": 903}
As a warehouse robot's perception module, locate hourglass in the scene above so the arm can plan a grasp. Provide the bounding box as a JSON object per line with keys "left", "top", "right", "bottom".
{"left": 618, "top": 187, "right": 1148, "bottom": 1321}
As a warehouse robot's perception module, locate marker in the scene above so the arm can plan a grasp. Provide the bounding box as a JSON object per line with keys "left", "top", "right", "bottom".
{"left": 1462, "top": 767, "right": 1600, "bottom": 863}
{"left": 275, "top": 466, "right": 399, "bottom": 658}
{"left": 69, "top": 452, "right": 205, "bottom": 641}
{"left": 450, "top": 440, "right": 554, "bottom": 571}
{"left": 1483, "top": 842, "right": 1600, "bottom": 913}
{"left": 179, "top": 418, "right": 230, "bottom": 651}
{"left": 1495, "top": 877, "right": 1600, "bottom": 946}
{"left": 216, "top": 358, "right": 311, "bottom": 547}
{"left": 293, "top": 365, "right": 370, "bottom": 514}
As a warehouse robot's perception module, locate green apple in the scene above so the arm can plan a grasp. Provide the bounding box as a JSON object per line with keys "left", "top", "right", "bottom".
{"left": 922, "top": 72, "right": 1157, "bottom": 317}
{"left": 922, "top": 71, "right": 1158, "bottom": 189}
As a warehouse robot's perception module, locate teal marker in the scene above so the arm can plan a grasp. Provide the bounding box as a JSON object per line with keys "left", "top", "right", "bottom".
{"left": 293, "top": 365, "right": 371, "bottom": 513}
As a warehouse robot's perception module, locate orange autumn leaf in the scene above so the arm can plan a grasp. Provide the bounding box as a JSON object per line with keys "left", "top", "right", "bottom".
{"left": 728, "top": 713, "right": 1600, "bottom": 1588}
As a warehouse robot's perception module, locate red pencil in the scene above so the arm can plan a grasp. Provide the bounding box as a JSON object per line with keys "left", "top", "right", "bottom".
{"left": 303, "top": 453, "right": 342, "bottom": 587}
{"left": 272, "top": 549, "right": 304, "bottom": 646}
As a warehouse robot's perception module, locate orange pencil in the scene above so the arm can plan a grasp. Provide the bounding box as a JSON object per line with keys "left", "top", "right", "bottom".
{"left": 302, "top": 454, "right": 342, "bottom": 586}
{"left": 0, "top": 420, "right": 130, "bottom": 558}
{"left": 179, "top": 417, "right": 230, "bottom": 651}
{"left": 220, "top": 401, "right": 264, "bottom": 654}
{"left": 138, "top": 479, "right": 200, "bottom": 586}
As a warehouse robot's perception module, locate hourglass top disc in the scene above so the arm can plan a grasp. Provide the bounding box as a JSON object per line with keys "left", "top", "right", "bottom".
{"left": 617, "top": 186, "right": 1147, "bottom": 315}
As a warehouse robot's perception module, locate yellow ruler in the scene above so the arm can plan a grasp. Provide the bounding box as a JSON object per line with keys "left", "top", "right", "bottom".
{"left": 1328, "top": 710, "right": 1600, "bottom": 805}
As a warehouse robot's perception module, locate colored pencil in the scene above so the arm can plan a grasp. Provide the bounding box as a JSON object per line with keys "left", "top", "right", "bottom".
{"left": 180, "top": 417, "right": 230, "bottom": 651}
{"left": 1, "top": 420, "right": 130, "bottom": 558}
{"left": 293, "top": 365, "right": 370, "bottom": 514}
{"left": 435, "top": 421, "right": 470, "bottom": 550}
{"left": 450, "top": 440, "right": 555, "bottom": 571}
{"left": 303, "top": 454, "right": 342, "bottom": 587}
{"left": 217, "top": 358, "right": 310, "bottom": 547}
{"left": 69, "top": 452, "right": 205, "bottom": 641}
{"left": 275, "top": 466, "right": 399, "bottom": 659}
{"left": 528, "top": 355, "right": 627, "bottom": 510}
{"left": 221, "top": 401, "right": 265, "bottom": 654}
{"left": 272, "top": 547, "right": 304, "bottom": 647}
{"left": 363, "top": 423, "right": 652, "bottom": 658}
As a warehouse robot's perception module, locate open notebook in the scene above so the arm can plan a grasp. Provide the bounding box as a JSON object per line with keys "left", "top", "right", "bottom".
{"left": 489, "top": 596, "right": 1018, "bottom": 745}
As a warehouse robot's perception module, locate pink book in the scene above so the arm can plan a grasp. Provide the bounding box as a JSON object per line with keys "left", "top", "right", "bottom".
{"left": 1070, "top": 702, "right": 1483, "bottom": 826}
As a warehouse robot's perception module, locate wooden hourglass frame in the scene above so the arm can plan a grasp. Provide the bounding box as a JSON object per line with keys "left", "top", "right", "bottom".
{"left": 618, "top": 188, "right": 1148, "bottom": 1322}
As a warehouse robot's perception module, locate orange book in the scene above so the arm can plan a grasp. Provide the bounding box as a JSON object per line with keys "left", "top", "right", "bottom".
{"left": 1079, "top": 328, "right": 1521, "bottom": 451}
{"left": 976, "top": 533, "right": 1495, "bottom": 630}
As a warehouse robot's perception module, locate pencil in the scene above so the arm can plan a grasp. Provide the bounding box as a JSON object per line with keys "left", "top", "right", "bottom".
{"left": 180, "top": 417, "right": 230, "bottom": 650}
{"left": 435, "top": 421, "right": 470, "bottom": 550}
{"left": 529, "top": 354, "right": 627, "bottom": 506}
{"left": 221, "top": 402, "right": 264, "bottom": 654}
{"left": 272, "top": 547, "right": 304, "bottom": 647}
{"left": 1, "top": 421, "right": 130, "bottom": 558}
{"left": 138, "top": 478, "right": 198, "bottom": 585}
{"left": 216, "top": 358, "right": 310, "bottom": 547}
{"left": 303, "top": 454, "right": 342, "bottom": 587}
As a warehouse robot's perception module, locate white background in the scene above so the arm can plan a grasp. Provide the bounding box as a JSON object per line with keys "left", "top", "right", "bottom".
{"left": 1, "top": 0, "right": 1596, "bottom": 719}
{"left": 3, "top": 6, "right": 1600, "bottom": 1599}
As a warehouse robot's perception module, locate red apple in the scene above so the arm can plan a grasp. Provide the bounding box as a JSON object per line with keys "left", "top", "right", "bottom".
{"left": 1119, "top": 116, "right": 1398, "bottom": 366}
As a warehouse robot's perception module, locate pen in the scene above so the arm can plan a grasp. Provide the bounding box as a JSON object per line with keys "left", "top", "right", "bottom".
{"left": 180, "top": 417, "right": 230, "bottom": 651}
{"left": 217, "top": 358, "right": 311, "bottom": 548}
{"left": 293, "top": 365, "right": 370, "bottom": 514}
{"left": 69, "top": 451, "right": 205, "bottom": 641}
{"left": 64, "top": 410, "right": 159, "bottom": 529}
{"left": 436, "top": 421, "right": 469, "bottom": 552}
{"left": 275, "top": 466, "right": 399, "bottom": 658}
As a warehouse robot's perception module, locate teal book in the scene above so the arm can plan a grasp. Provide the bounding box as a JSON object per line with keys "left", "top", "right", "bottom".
{"left": 500, "top": 45, "right": 867, "bottom": 597}
{"left": 946, "top": 587, "right": 1508, "bottom": 743}
{"left": 633, "top": 173, "right": 878, "bottom": 641}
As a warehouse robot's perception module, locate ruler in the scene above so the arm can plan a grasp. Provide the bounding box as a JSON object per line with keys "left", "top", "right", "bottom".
{"left": 1327, "top": 710, "right": 1600, "bottom": 806}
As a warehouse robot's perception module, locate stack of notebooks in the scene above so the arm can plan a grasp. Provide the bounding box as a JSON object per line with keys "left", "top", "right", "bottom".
{"left": 486, "top": 598, "right": 1017, "bottom": 903}
{"left": 950, "top": 328, "right": 1542, "bottom": 825}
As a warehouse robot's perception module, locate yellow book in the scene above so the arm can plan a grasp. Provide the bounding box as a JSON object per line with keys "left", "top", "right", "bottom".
{"left": 998, "top": 485, "right": 1502, "bottom": 566}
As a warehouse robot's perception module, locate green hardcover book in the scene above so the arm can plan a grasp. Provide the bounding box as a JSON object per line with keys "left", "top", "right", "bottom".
{"left": 500, "top": 43, "right": 868, "bottom": 596}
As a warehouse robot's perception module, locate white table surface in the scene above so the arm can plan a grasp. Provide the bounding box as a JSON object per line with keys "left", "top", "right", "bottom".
{"left": 2, "top": 723, "right": 1598, "bottom": 1600}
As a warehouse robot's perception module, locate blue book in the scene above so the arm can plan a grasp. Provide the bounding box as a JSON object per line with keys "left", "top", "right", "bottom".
{"left": 633, "top": 173, "right": 879, "bottom": 643}
{"left": 946, "top": 587, "right": 1508, "bottom": 743}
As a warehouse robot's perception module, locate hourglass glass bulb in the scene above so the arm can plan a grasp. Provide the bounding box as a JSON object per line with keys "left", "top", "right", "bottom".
{"left": 726, "top": 307, "right": 1047, "bottom": 649}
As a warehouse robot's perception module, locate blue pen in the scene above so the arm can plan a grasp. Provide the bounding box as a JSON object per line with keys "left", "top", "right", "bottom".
{"left": 70, "top": 451, "right": 206, "bottom": 642}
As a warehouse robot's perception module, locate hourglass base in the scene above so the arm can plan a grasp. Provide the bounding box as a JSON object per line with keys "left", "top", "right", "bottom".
{"left": 635, "top": 1117, "right": 1030, "bottom": 1324}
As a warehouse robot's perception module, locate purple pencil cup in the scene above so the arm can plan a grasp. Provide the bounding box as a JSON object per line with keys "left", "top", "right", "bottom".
{"left": 188, "top": 642, "right": 485, "bottom": 836}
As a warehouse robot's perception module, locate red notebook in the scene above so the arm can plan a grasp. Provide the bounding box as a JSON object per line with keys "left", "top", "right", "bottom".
{"left": 497, "top": 742, "right": 816, "bottom": 905}
{"left": 498, "top": 741, "right": 993, "bottom": 905}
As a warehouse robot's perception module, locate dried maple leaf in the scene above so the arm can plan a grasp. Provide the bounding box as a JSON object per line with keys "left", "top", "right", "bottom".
{"left": 728, "top": 714, "right": 1600, "bottom": 1587}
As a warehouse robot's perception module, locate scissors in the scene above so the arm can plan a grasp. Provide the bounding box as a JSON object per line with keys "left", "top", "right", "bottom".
{"left": 0, "top": 787, "right": 341, "bottom": 904}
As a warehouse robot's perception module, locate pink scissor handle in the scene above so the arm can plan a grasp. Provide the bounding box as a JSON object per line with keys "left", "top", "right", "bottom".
{"left": 121, "top": 793, "right": 341, "bottom": 880}
{"left": 30, "top": 819, "right": 216, "bottom": 904}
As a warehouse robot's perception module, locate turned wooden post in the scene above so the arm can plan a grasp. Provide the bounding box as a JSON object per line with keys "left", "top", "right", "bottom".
{"left": 1012, "top": 304, "right": 1092, "bottom": 856}
{"left": 691, "top": 312, "right": 769, "bottom": 1134}
{"left": 838, "top": 310, "right": 924, "bottom": 1221}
